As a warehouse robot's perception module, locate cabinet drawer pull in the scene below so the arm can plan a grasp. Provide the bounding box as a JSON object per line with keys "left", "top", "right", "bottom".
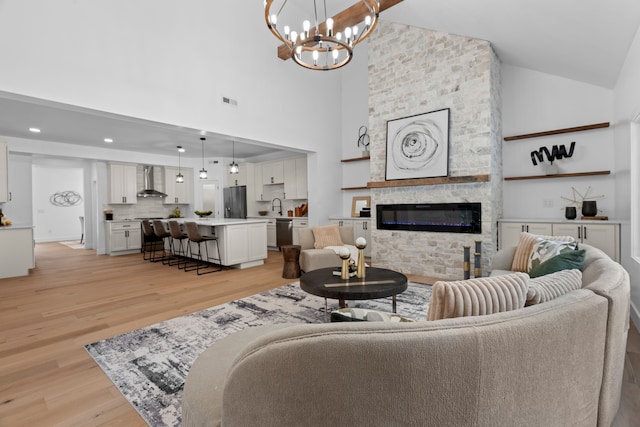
{"left": 578, "top": 226, "right": 581, "bottom": 239}
{"left": 583, "top": 226, "right": 587, "bottom": 240}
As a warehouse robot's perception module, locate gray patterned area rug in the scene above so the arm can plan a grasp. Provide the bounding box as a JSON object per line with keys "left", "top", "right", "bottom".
{"left": 85, "top": 281, "right": 432, "bottom": 426}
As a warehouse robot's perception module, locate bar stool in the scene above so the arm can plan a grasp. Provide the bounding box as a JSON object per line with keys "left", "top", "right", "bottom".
{"left": 184, "top": 221, "right": 222, "bottom": 275}
{"left": 141, "top": 220, "right": 163, "bottom": 262}
{"left": 152, "top": 220, "right": 172, "bottom": 264}
{"left": 168, "top": 220, "right": 189, "bottom": 269}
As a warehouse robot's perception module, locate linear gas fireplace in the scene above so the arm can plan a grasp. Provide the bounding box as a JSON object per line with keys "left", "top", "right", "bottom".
{"left": 376, "top": 203, "right": 481, "bottom": 234}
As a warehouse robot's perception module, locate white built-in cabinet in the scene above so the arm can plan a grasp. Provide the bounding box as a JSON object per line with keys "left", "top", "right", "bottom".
{"left": 0, "top": 142, "right": 8, "bottom": 203}
{"left": 498, "top": 220, "right": 620, "bottom": 262}
{"left": 498, "top": 222, "right": 552, "bottom": 250}
{"left": 108, "top": 163, "right": 138, "bottom": 204}
{"left": 283, "top": 157, "right": 308, "bottom": 199}
{"left": 163, "top": 167, "right": 192, "bottom": 205}
{"left": 550, "top": 222, "right": 620, "bottom": 262}
{"left": 262, "top": 161, "right": 284, "bottom": 185}
{"left": 105, "top": 221, "right": 142, "bottom": 255}
{"left": 0, "top": 226, "right": 35, "bottom": 278}
{"left": 329, "top": 218, "right": 372, "bottom": 257}
{"left": 292, "top": 218, "right": 308, "bottom": 245}
{"left": 228, "top": 163, "right": 247, "bottom": 187}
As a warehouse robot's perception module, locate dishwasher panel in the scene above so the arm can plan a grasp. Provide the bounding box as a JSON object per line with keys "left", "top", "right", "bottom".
{"left": 276, "top": 218, "right": 293, "bottom": 247}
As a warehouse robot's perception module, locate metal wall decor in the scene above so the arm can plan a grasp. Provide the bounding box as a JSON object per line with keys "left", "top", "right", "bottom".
{"left": 530, "top": 141, "right": 576, "bottom": 166}
{"left": 50, "top": 190, "right": 82, "bottom": 207}
{"left": 385, "top": 108, "right": 450, "bottom": 180}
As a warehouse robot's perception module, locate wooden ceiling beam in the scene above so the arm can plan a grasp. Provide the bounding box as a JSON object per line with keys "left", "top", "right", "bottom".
{"left": 276, "top": 0, "right": 404, "bottom": 60}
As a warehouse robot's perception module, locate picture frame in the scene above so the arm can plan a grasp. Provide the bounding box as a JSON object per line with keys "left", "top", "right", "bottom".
{"left": 385, "top": 108, "right": 450, "bottom": 180}
{"left": 351, "top": 196, "right": 371, "bottom": 217}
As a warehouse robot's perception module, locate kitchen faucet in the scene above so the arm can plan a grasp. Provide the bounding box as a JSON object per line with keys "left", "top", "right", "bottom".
{"left": 271, "top": 198, "right": 283, "bottom": 216}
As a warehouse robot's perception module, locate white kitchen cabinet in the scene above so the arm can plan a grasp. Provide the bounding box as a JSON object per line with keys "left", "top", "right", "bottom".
{"left": 0, "top": 226, "right": 34, "bottom": 278}
{"left": 551, "top": 222, "right": 620, "bottom": 262}
{"left": 0, "top": 141, "right": 8, "bottom": 203}
{"left": 254, "top": 164, "right": 266, "bottom": 201}
{"left": 228, "top": 163, "right": 247, "bottom": 187}
{"left": 105, "top": 221, "right": 142, "bottom": 255}
{"left": 499, "top": 222, "right": 552, "bottom": 249}
{"left": 217, "top": 222, "right": 268, "bottom": 267}
{"left": 283, "top": 157, "right": 308, "bottom": 200}
{"left": 266, "top": 218, "right": 277, "bottom": 249}
{"left": 353, "top": 219, "right": 372, "bottom": 257}
{"left": 262, "top": 161, "right": 284, "bottom": 185}
{"left": 292, "top": 218, "right": 308, "bottom": 245}
{"left": 248, "top": 222, "right": 268, "bottom": 261}
{"left": 163, "top": 166, "right": 192, "bottom": 204}
{"left": 108, "top": 163, "right": 137, "bottom": 204}
{"left": 330, "top": 219, "right": 354, "bottom": 227}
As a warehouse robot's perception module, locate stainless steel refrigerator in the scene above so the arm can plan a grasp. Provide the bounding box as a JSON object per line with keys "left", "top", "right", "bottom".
{"left": 223, "top": 186, "right": 247, "bottom": 219}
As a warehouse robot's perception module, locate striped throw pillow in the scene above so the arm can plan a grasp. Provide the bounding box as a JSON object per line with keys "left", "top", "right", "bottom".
{"left": 510, "top": 232, "right": 575, "bottom": 272}
{"left": 526, "top": 269, "right": 582, "bottom": 306}
{"left": 427, "top": 273, "right": 529, "bottom": 321}
{"left": 312, "top": 224, "right": 344, "bottom": 249}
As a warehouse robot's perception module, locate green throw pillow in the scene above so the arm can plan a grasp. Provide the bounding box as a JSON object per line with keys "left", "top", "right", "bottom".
{"left": 528, "top": 249, "right": 586, "bottom": 278}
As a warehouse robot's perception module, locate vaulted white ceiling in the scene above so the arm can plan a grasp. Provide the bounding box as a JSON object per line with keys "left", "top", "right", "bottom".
{"left": 1, "top": 0, "right": 639, "bottom": 159}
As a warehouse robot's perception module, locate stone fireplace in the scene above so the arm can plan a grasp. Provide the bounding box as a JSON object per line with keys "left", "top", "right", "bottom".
{"left": 367, "top": 21, "right": 502, "bottom": 279}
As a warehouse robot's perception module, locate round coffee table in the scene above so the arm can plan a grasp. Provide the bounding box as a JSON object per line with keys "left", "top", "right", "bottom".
{"left": 300, "top": 267, "right": 408, "bottom": 319}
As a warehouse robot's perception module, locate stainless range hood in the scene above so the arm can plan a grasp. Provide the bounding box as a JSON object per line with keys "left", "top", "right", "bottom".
{"left": 137, "top": 166, "right": 168, "bottom": 198}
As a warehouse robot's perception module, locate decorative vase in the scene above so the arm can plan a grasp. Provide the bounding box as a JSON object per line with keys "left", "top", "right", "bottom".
{"left": 565, "top": 206, "right": 577, "bottom": 220}
{"left": 582, "top": 201, "right": 597, "bottom": 217}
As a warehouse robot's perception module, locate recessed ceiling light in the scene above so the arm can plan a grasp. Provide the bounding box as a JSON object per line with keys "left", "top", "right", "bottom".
{"left": 29, "top": 127, "right": 41, "bottom": 133}
{"left": 104, "top": 138, "right": 114, "bottom": 143}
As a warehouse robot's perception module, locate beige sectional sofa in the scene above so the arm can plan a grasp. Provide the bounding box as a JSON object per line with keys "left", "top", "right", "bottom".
{"left": 182, "top": 242, "right": 629, "bottom": 427}
{"left": 297, "top": 226, "right": 354, "bottom": 272}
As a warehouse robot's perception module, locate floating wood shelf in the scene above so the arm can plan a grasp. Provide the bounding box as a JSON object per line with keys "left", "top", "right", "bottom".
{"left": 341, "top": 186, "right": 369, "bottom": 191}
{"left": 504, "top": 122, "right": 610, "bottom": 141}
{"left": 341, "top": 156, "right": 370, "bottom": 163}
{"left": 367, "top": 174, "right": 490, "bottom": 188}
{"left": 504, "top": 170, "right": 611, "bottom": 181}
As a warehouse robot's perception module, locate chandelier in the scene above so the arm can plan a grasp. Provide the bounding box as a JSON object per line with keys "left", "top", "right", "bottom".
{"left": 264, "top": 0, "right": 381, "bottom": 71}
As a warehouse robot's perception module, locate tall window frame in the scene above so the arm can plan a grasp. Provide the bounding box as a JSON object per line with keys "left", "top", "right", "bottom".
{"left": 631, "top": 113, "right": 640, "bottom": 263}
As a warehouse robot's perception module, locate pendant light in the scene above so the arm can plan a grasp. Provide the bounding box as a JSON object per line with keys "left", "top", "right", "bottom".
{"left": 229, "top": 141, "right": 239, "bottom": 174}
{"left": 199, "top": 137, "right": 208, "bottom": 179}
{"left": 176, "top": 146, "right": 185, "bottom": 183}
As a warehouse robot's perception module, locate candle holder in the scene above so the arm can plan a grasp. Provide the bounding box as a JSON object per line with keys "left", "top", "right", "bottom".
{"left": 463, "top": 246, "right": 471, "bottom": 279}
{"left": 355, "top": 237, "right": 367, "bottom": 279}
{"left": 339, "top": 248, "right": 351, "bottom": 280}
{"left": 474, "top": 252, "right": 482, "bottom": 278}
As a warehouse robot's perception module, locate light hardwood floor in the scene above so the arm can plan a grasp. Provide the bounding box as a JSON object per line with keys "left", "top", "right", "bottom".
{"left": 0, "top": 243, "right": 638, "bottom": 426}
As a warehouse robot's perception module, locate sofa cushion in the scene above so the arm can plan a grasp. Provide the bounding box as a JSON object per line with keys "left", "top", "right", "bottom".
{"left": 528, "top": 249, "right": 586, "bottom": 278}
{"left": 427, "top": 273, "right": 529, "bottom": 320}
{"left": 312, "top": 224, "right": 344, "bottom": 249}
{"left": 331, "top": 307, "right": 415, "bottom": 322}
{"left": 528, "top": 239, "right": 578, "bottom": 272}
{"left": 526, "top": 269, "right": 583, "bottom": 306}
{"left": 511, "top": 232, "right": 575, "bottom": 272}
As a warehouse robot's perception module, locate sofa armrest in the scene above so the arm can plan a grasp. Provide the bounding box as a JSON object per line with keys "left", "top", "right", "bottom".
{"left": 299, "top": 249, "right": 341, "bottom": 272}
{"left": 491, "top": 246, "right": 517, "bottom": 272}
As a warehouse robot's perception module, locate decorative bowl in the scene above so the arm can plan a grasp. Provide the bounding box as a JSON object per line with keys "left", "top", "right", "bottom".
{"left": 194, "top": 210, "right": 212, "bottom": 218}
{"left": 258, "top": 210, "right": 269, "bottom": 216}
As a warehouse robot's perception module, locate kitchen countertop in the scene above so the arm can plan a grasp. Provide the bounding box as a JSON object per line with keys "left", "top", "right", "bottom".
{"left": 0, "top": 224, "right": 34, "bottom": 230}
{"left": 159, "top": 217, "right": 269, "bottom": 226}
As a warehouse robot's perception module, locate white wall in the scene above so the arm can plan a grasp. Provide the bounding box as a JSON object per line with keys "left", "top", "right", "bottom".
{"left": 502, "top": 65, "right": 615, "bottom": 219}
{"left": 613, "top": 25, "right": 640, "bottom": 328}
{"left": 32, "top": 161, "right": 84, "bottom": 242}
{"left": 0, "top": 0, "right": 343, "bottom": 227}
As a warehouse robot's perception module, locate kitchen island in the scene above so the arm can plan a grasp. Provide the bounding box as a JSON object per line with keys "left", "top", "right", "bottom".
{"left": 0, "top": 225, "right": 35, "bottom": 279}
{"left": 162, "top": 218, "right": 268, "bottom": 269}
